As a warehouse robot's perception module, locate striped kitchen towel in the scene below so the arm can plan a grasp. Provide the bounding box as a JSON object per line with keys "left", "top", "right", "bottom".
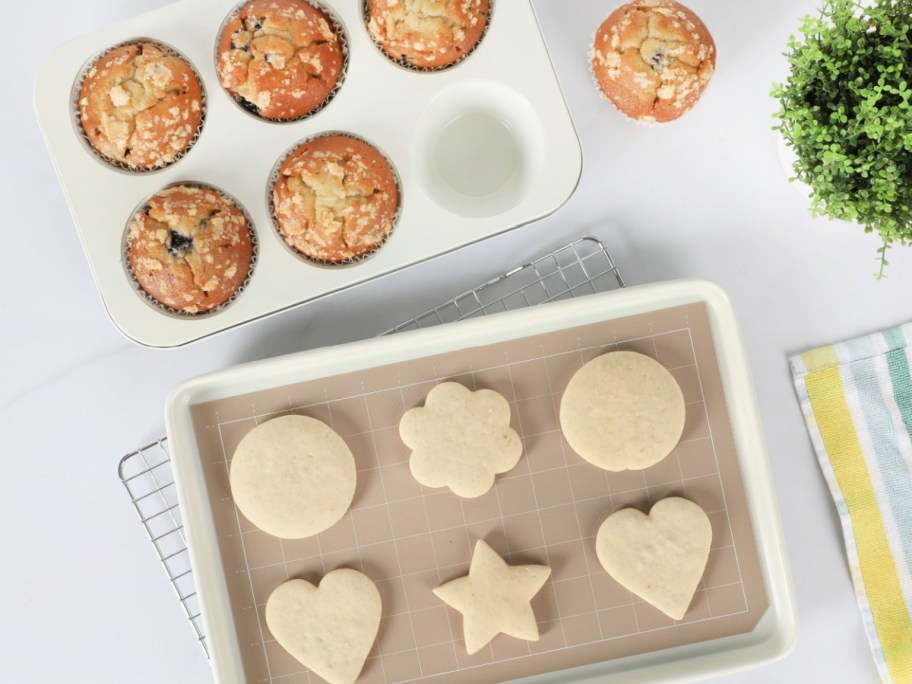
{"left": 790, "top": 323, "right": 912, "bottom": 683}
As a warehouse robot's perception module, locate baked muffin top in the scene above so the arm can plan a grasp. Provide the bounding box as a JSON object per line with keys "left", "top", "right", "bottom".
{"left": 366, "top": 0, "right": 490, "bottom": 69}
{"left": 591, "top": 0, "right": 715, "bottom": 123}
{"left": 79, "top": 42, "right": 203, "bottom": 169}
{"left": 217, "top": 0, "right": 344, "bottom": 120}
{"left": 272, "top": 135, "right": 399, "bottom": 263}
{"left": 127, "top": 185, "right": 253, "bottom": 313}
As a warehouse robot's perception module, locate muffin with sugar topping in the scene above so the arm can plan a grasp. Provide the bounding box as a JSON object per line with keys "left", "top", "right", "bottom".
{"left": 78, "top": 42, "right": 204, "bottom": 169}
{"left": 272, "top": 135, "right": 399, "bottom": 263}
{"left": 126, "top": 185, "right": 254, "bottom": 314}
{"left": 591, "top": 0, "right": 715, "bottom": 123}
{"left": 217, "top": 0, "right": 345, "bottom": 121}
{"left": 366, "top": 0, "right": 490, "bottom": 70}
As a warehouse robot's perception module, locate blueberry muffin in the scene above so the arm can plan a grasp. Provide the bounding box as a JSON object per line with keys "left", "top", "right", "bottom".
{"left": 366, "top": 0, "right": 490, "bottom": 69}
{"left": 126, "top": 185, "right": 254, "bottom": 313}
{"left": 78, "top": 42, "right": 204, "bottom": 169}
{"left": 217, "top": 0, "right": 345, "bottom": 120}
{"left": 272, "top": 135, "right": 399, "bottom": 263}
{"left": 591, "top": 0, "right": 715, "bottom": 123}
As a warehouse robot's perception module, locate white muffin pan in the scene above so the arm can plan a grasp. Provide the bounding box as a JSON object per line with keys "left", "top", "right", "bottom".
{"left": 34, "top": 0, "right": 582, "bottom": 348}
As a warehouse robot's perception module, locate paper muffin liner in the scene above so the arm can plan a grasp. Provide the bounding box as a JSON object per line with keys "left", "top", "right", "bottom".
{"left": 122, "top": 182, "right": 259, "bottom": 318}
{"left": 215, "top": 0, "right": 349, "bottom": 124}
{"left": 266, "top": 131, "right": 402, "bottom": 268}
{"left": 587, "top": 1, "right": 714, "bottom": 127}
{"left": 71, "top": 38, "right": 207, "bottom": 173}
{"left": 361, "top": 0, "right": 493, "bottom": 73}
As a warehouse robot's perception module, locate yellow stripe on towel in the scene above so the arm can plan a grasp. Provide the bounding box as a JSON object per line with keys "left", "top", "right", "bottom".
{"left": 802, "top": 345, "right": 840, "bottom": 373}
{"left": 804, "top": 362, "right": 912, "bottom": 681}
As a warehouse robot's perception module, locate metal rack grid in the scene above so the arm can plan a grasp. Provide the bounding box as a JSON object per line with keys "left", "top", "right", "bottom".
{"left": 118, "top": 235, "right": 624, "bottom": 657}
{"left": 118, "top": 437, "right": 208, "bottom": 654}
{"left": 387, "top": 236, "right": 624, "bottom": 333}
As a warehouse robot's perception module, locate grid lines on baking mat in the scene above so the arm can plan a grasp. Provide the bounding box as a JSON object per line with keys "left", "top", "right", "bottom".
{"left": 118, "top": 236, "right": 623, "bottom": 657}
{"left": 187, "top": 301, "right": 767, "bottom": 683}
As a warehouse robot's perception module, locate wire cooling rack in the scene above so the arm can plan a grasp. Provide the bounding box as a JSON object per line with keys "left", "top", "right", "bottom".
{"left": 118, "top": 235, "right": 624, "bottom": 657}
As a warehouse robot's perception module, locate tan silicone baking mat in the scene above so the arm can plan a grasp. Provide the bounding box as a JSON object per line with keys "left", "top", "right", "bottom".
{"left": 189, "top": 302, "right": 768, "bottom": 683}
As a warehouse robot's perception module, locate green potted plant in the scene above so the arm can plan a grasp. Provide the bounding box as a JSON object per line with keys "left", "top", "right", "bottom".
{"left": 772, "top": 0, "right": 912, "bottom": 277}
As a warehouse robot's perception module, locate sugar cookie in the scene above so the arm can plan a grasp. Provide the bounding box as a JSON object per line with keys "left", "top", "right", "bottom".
{"left": 596, "top": 497, "right": 712, "bottom": 619}
{"left": 266, "top": 569, "right": 381, "bottom": 684}
{"left": 434, "top": 540, "right": 551, "bottom": 654}
{"left": 400, "top": 382, "right": 522, "bottom": 498}
{"left": 229, "top": 415, "right": 356, "bottom": 538}
{"left": 560, "top": 351, "right": 685, "bottom": 471}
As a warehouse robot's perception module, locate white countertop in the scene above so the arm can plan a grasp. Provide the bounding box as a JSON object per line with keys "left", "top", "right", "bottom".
{"left": 3, "top": 0, "right": 909, "bottom": 682}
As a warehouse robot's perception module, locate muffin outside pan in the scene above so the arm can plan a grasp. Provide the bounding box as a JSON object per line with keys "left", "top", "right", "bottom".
{"left": 216, "top": 0, "right": 347, "bottom": 121}
{"left": 590, "top": 0, "right": 715, "bottom": 123}
{"left": 364, "top": 0, "right": 491, "bottom": 71}
{"left": 76, "top": 41, "right": 205, "bottom": 170}
{"left": 270, "top": 134, "right": 400, "bottom": 264}
{"left": 125, "top": 184, "right": 256, "bottom": 315}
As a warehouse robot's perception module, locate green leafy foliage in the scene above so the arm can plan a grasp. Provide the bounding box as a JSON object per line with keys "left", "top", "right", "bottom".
{"left": 772, "top": 0, "right": 912, "bottom": 277}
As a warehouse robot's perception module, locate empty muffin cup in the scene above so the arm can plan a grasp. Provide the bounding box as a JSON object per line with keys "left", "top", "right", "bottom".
{"left": 410, "top": 80, "right": 544, "bottom": 218}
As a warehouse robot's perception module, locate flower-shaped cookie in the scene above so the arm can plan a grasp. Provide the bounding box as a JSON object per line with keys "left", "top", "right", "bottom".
{"left": 399, "top": 382, "right": 522, "bottom": 498}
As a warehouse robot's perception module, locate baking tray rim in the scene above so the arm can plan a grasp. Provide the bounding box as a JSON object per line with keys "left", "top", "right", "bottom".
{"left": 164, "top": 279, "right": 798, "bottom": 684}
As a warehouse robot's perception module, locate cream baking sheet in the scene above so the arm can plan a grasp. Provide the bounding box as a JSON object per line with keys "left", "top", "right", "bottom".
{"left": 165, "top": 281, "right": 797, "bottom": 684}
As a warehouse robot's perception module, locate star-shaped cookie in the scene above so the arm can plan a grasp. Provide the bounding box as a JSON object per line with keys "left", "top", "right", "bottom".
{"left": 433, "top": 540, "right": 551, "bottom": 654}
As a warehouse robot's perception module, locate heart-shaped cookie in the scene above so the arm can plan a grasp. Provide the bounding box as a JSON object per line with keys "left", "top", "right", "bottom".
{"left": 265, "top": 569, "right": 381, "bottom": 684}
{"left": 596, "top": 497, "right": 712, "bottom": 620}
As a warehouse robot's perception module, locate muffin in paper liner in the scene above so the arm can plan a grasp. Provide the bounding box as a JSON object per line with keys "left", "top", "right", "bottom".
{"left": 268, "top": 132, "right": 401, "bottom": 267}
{"left": 215, "top": 0, "right": 349, "bottom": 123}
{"left": 362, "top": 0, "right": 492, "bottom": 73}
{"left": 72, "top": 39, "right": 206, "bottom": 172}
{"left": 123, "top": 183, "right": 258, "bottom": 318}
{"left": 588, "top": 0, "right": 716, "bottom": 125}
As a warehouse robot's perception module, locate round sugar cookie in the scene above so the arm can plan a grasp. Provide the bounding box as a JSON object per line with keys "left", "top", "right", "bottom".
{"left": 559, "top": 351, "right": 685, "bottom": 471}
{"left": 229, "top": 415, "right": 356, "bottom": 539}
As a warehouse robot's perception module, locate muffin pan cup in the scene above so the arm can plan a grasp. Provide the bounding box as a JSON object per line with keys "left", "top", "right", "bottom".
{"left": 71, "top": 38, "right": 208, "bottom": 172}
{"left": 122, "top": 181, "right": 259, "bottom": 318}
{"left": 361, "top": 0, "right": 494, "bottom": 73}
{"left": 266, "top": 131, "right": 402, "bottom": 267}
{"left": 215, "top": 0, "right": 350, "bottom": 123}
{"left": 35, "top": 0, "right": 582, "bottom": 348}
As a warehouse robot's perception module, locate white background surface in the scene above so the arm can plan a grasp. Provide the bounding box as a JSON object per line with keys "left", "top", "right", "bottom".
{"left": 2, "top": 1, "right": 909, "bottom": 682}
